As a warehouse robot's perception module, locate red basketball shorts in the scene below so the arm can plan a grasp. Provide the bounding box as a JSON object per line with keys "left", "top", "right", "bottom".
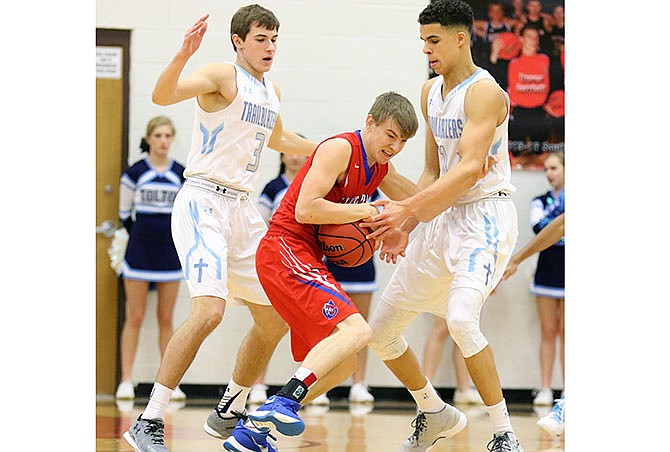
{"left": 256, "top": 231, "right": 359, "bottom": 362}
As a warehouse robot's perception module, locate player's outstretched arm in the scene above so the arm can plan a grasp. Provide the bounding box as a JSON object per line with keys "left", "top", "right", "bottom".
{"left": 152, "top": 14, "right": 226, "bottom": 106}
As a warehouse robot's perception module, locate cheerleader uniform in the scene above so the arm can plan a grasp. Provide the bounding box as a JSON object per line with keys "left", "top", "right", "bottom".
{"left": 119, "top": 157, "right": 186, "bottom": 281}
{"left": 529, "top": 189, "right": 564, "bottom": 298}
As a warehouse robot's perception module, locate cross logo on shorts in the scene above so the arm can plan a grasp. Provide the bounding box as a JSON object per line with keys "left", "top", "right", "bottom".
{"left": 194, "top": 258, "right": 209, "bottom": 283}
{"left": 484, "top": 263, "right": 492, "bottom": 285}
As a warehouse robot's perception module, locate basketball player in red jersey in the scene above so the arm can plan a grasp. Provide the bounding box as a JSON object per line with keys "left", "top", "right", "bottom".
{"left": 221, "top": 92, "right": 419, "bottom": 450}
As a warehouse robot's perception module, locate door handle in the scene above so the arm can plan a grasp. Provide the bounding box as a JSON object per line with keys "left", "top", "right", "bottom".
{"left": 96, "top": 220, "right": 116, "bottom": 238}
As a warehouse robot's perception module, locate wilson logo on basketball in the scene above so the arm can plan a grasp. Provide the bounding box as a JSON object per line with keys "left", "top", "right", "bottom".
{"left": 319, "top": 241, "right": 345, "bottom": 253}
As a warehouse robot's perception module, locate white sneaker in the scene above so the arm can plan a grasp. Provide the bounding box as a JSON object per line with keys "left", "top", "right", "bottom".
{"left": 399, "top": 403, "right": 467, "bottom": 451}
{"left": 533, "top": 388, "right": 553, "bottom": 406}
{"left": 349, "top": 382, "right": 374, "bottom": 403}
{"left": 171, "top": 385, "right": 186, "bottom": 401}
{"left": 537, "top": 395, "right": 564, "bottom": 437}
{"left": 249, "top": 384, "right": 268, "bottom": 405}
{"left": 310, "top": 393, "right": 330, "bottom": 405}
{"left": 115, "top": 381, "right": 135, "bottom": 400}
{"left": 487, "top": 431, "right": 524, "bottom": 451}
{"left": 453, "top": 388, "right": 483, "bottom": 405}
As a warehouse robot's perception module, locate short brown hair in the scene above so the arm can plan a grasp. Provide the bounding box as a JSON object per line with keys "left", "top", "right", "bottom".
{"left": 368, "top": 92, "right": 419, "bottom": 140}
{"left": 230, "top": 4, "right": 280, "bottom": 52}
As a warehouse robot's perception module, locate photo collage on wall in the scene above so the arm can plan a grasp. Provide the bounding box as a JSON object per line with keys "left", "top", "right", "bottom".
{"left": 429, "top": 0, "right": 564, "bottom": 170}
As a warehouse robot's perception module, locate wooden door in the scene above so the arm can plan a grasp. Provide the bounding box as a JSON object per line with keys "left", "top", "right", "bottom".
{"left": 96, "top": 29, "right": 130, "bottom": 395}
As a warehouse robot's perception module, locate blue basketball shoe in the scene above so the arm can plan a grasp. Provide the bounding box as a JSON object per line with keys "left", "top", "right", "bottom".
{"left": 537, "top": 395, "right": 565, "bottom": 437}
{"left": 247, "top": 395, "right": 305, "bottom": 436}
{"left": 223, "top": 420, "right": 278, "bottom": 452}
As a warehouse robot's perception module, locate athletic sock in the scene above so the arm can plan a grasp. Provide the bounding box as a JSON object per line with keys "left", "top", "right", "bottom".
{"left": 486, "top": 398, "right": 514, "bottom": 433}
{"left": 142, "top": 382, "right": 172, "bottom": 420}
{"left": 408, "top": 379, "right": 446, "bottom": 413}
{"left": 217, "top": 379, "right": 250, "bottom": 414}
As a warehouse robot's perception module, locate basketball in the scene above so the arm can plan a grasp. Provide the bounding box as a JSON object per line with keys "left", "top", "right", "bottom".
{"left": 317, "top": 221, "right": 375, "bottom": 267}
{"left": 496, "top": 32, "right": 521, "bottom": 60}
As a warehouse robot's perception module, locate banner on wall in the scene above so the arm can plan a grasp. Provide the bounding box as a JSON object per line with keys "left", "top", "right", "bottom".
{"left": 431, "top": 0, "right": 565, "bottom": 170}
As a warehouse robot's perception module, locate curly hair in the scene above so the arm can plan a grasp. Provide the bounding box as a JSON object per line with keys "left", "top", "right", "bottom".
{"left": 418, "top": 0, "right": 474, "bottom": 29}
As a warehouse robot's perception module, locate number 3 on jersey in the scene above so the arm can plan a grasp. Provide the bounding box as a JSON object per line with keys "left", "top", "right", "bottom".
{"left": 246, "top": 131, "right": 265, "bottom": 172}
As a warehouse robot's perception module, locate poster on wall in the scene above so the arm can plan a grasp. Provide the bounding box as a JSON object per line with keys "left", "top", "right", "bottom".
{"left": 431, "top": 0, "right": 564, "bottom": 170}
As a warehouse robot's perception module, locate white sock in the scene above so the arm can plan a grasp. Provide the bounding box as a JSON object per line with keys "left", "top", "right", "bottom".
{"left": 217, "top": 379, "right": 251, "bottom": 414}
{"left": 142, "top": 382, "right": 173, "bottom": 420}
{"left": 486, "top": 398, "right": 514, "bottom": 433}
{"left": 408, "top": 379, "right": 445, "bottom": 413}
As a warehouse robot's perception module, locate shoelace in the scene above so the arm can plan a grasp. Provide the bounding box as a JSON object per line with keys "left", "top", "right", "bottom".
{"left": 142, "top": 419, "right": 165, "bottom": 445}
{"left": 551, "top": 399, "right": 564, "bottom": 422}
{"left": 486, "top": 433, "right": 513, "bottom": 452}
{"left": 408, "top": 412, "right": 427, "bottom": 445}
{"left": 215, "top": 408, "right": 248, "bottom": 422}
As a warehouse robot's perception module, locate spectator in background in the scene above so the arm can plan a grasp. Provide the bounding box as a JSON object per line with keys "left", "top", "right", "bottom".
{"left": 547, "top": 5, "right": 565, "bottom": 95}
{"left": 507, "top": 26, "right": 550, "bottom": 153}
{"left": 473, "top": 1, "right": 514, "bottom": 87}
{"left": 473, "top": 1, "right": 513, "bottom": 48}
{"left": 514, "top": 0, "right": 553, "bottom": 53}
{"left": 508, "top": 0, "right": 527, "bottom": 27}
{"left": 422, "top": 316, "right": 483, "bottom": 404}
{"left": 528, "top": 151, "right": 565, "bottom": 406}
{"left": 547, "top": 5, "right": 564, "bottom": 59}
{"left": 487, "top": 30, "right": 520, "bottom": 91}
{"left": 116, "top": 116, "right": 186, "bottom": 402}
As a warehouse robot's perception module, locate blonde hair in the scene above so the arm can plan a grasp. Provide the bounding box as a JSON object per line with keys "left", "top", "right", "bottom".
{"left": 368, "top": 92, "right": 419, "bottom": 139}
{"left": 145, "top": 115, "right": 175, "bottom": 138}
{"left": 140, "top": 116, "right": 175, "bottom": 153}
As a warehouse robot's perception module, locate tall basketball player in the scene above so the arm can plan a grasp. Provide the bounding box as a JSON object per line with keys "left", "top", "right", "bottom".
{"left": 362, "top": 1, "right": 523, "bottom": 451}
{"left": 123, "top": 6, "right": 316, "bottom": 452}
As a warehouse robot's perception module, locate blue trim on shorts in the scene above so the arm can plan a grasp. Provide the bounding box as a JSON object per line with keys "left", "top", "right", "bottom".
{"left": 294, "top": 277, "right": 352, "bottom": 306}
{"left": 184, "top": 200, "right": 222, "bottom": 281}
{"left": 467, "top": 213, "right": 500, "bottom": 286}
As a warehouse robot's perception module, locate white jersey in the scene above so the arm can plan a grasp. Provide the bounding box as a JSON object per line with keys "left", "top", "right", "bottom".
{"left": 427, "top": 67, "right": 515, "bottom": 204}
{"left": 184, "top": 62, "right": 280, "bottom": 192}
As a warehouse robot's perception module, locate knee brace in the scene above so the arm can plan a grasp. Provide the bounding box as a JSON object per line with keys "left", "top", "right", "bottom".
{"left": 369, "top": 330, "right": 409, "bottom": 362}
{"left": 368, "top": 302, "right": 412, "bottom": 361}
{"left": 446, "top": 287, "right": 488, "bottom": 358}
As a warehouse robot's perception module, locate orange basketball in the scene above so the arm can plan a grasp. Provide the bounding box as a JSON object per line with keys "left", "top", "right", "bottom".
{"left": 317, "top": 221, "right": 375, "bottom": 267}
{"left": 496, "top": 32, "right": 521, "bottom": 60}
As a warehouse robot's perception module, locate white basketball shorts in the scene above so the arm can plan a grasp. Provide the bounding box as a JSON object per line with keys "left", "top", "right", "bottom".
{"left": 380, "top": 198, "right": 518, "bottom": 317}
{"left": 171, "top": 178, "right": 271, "bottom": 306}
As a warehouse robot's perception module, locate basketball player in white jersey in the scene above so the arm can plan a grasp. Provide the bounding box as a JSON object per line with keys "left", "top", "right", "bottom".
{"left": 123, "top": 6, "right": 315, "bottom": 452}
{"left": 361, "top": 1, "right": 523, "bottom": 451}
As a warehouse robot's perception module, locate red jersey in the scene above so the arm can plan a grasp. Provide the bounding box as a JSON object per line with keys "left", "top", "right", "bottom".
{"left": 269, "top": 130, "right": 388, "bottom": 247}
{"left": 507, "top": 53, "right": 551, "bottom": 108}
